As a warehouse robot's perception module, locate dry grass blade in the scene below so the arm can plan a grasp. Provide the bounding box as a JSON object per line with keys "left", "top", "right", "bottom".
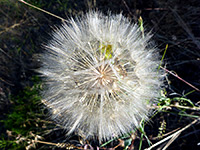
{"left": 161, "top": 66, "right": 200, "bottom": 92}
{"left": 152, "top": 104, "right": 200, "bottom": 111}
{"left": 145, "top": 118, "right": 200, "bottom": 150}
{"left": 36, "top": 140, "right": 77, "bottom": 149}
{"left": 0, "top": 48, "right": 12, "bottom": 60}
{"left": 18, "top": 0, "right": 69, "bottom": 23}
{"left": 162, "top": 132, "right": 181, "bottom": 150}
{"left": 170, "top": 7, "right": 200, "bottom": 51}
{"left": 0, "top": 21, "right": 25, "bottom": 35}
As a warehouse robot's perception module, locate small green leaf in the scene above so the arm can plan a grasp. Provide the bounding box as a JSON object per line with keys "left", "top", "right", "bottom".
{"left": 123, "top": 138, "right": 132, "bottom": 150}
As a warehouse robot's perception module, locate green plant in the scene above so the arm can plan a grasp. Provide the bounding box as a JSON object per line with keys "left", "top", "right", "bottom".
{"left": 0, "top": 76, "right": 45, "bottom": 150}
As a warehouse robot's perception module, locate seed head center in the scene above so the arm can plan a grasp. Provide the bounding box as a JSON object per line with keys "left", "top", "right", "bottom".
{"left": 97, "top": 65, "right": 112, "bottom": 87}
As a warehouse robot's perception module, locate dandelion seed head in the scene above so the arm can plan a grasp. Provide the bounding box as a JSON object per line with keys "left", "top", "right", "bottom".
{"left": 39, "top": 11, "right": 164, "bottom": 142}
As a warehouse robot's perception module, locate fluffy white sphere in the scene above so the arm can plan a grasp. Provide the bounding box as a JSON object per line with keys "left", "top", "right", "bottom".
{"left": 39, "top": 11, "right": 163, "bottom": 142}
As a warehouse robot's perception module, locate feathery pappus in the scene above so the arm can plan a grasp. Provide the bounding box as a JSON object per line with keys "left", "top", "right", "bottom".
{"left": 38, "top": 11, "right": 163, "bottom": 142}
